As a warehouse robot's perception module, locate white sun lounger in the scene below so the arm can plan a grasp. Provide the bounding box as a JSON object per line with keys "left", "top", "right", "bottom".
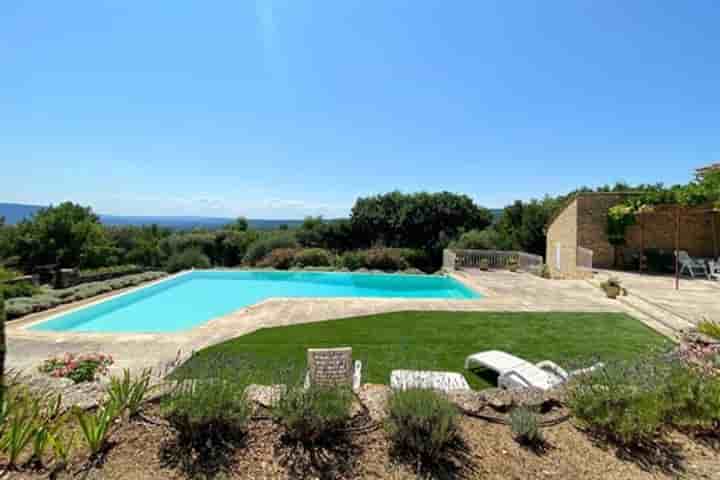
{"left": 464, "top": 350, "right": 602, "bottom": 390}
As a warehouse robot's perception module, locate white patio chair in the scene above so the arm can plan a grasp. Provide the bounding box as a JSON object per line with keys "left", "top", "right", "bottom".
{"left": 675, "top": 250, "right": 709, "bottom": 279}
{"left": 464, "top": 350, "right": 603, "bottom": 391}
{"left": 708, "top": 260, "right": 720, "bottom": 280}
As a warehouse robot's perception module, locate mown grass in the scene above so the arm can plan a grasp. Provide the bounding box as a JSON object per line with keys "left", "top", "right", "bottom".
{"left": 174, "top": 311, "right": 671, "bottom": 389}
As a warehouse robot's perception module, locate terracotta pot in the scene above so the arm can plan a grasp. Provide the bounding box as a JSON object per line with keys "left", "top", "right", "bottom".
{"left": 604, "top": 286, "right": 620, "bottom": 299}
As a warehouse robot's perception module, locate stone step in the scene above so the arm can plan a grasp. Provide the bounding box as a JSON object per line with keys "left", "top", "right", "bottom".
{"left": 618, "top": 294, "right": 692, "bottom": 339}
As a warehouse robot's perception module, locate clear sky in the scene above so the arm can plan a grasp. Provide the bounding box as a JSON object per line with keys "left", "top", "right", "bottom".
{"left": 1, "top": 1, "right": 718, "bottom": 219}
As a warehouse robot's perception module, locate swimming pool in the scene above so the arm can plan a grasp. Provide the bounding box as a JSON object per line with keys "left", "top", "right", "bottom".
{"left": 30, "top": 271, "right": 481, "bottom": 333}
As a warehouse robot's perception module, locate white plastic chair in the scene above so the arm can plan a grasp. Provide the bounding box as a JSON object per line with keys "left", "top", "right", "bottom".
{"left": 675, "top": 250, "right": 709, "bottom": 279}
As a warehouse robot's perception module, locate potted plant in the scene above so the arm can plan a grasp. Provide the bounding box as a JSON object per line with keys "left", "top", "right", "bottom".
{"left": 507, "top": 258, "right": 519, "bottom": 273}
{"left": 600, "top": 277, "right": 622, "bottom": 299}
{"left": 479, "top": 258, "right": 489, "bottom": 271}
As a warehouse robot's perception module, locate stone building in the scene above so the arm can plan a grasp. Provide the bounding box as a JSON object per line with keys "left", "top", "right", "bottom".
{"left": 545, "top": 193, "right": 720, "bottom": 279}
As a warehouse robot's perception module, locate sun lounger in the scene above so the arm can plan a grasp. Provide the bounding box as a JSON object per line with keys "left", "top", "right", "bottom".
{"left": 464, "top": 350, "right": 602, "bottom": 390}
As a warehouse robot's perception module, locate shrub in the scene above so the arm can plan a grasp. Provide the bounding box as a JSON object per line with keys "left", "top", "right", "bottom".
{"left": 161, "top": 377, "right": 251, "bottom": 448}
{"left": 398, "top": 249, "right": 432, "bottom": 272}
{"left": 273, "top": 385, "right": 353, "bottom": 444}
{"left": 79, "top": 264, "right": 143, "bottom": 281}
{"left": 697, "top": 319, "right": 720, "bottom": 340}
{"left": 664, "top": 364, "right": 720, "bottom": 430}
{"left": 0, "top": 392, "right": 42, "bottom": 467}
{"left": 365, "top": 248, "right": 409, "bottom": 271}
{"left": 339, "top": 250, "right": 368, "bottom": 271}
{"left": 39, "top": 353, "right": 114, "bottom": 383}
{"left": 107, "top": 368, "right": 154, "bottom": 420}
{"left": 293, "top": 248, "right": 333, "bottom": 268}
{"left": 4, "top": 272, "right": 165, "bottom": 319}
{"left": 385, "top": 388, "right": 459, "bottom": 463}
{"left": 244, "top": 233, "right": 298, "bottom": 265}
{"left": 451, "top": 228, "right": 505, "bottom": 250}
{"left": 74, "top": 401, "right": 119, "bottom": 456}
{"left": 510, "top": 407, "right": 544, "bottom": 448}
{"left": 566, "top": 357, "right": 709, "bottom": 446}
{"left": 165, "top": 247, "right": 211, "bottom": 273}
{"left": 257, "top": 248, "right": 297, "bottom": 270}
{"left": 1, "top": 281, "right": 38, "bottom": 300}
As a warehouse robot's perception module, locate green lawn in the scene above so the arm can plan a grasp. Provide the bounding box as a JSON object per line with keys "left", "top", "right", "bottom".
{"left": 175, "top": 311, "right": 671, "bottom": 389}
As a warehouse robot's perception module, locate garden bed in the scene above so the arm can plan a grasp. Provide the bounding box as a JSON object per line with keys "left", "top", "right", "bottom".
{"left": 4, "top": 399, "right": 715, "bottom": 480}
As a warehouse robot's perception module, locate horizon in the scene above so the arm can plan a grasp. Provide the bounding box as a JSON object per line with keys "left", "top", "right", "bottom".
{"left": 2, "top": 1, "right": 718, "bottom": 217}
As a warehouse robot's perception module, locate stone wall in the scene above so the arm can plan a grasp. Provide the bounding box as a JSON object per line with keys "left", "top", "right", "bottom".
{"left": 576, "top": 194, "right": 632, "bottom": 269}
{"left": 546, "top": 193, "right": 720, "bottom": 275}
{"left": 624, "top": 205, "right": 719, "bottom": 259}
{"left": 545, "top": 198, "right": 579, "bottom": 278}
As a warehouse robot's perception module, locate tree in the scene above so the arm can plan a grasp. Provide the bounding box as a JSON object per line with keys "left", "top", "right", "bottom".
{"left": 227, "top": 217, "right": 249, "bottom": 232}
{"left": 350, "top": 191, "right": 493, "bottom": 252}
{"left": 15, "top": 202, "right": 112, "bottom": 269}
{"left": 0, "top": 288, "right": 5, "bottom": 407}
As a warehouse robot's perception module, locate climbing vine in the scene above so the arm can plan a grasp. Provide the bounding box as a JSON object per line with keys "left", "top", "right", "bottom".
{"left": 605, "top": 171, "right": 720, "bottom": 246}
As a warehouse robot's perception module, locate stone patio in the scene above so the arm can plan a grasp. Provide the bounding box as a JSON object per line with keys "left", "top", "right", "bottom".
{"left": 5, "top": 270, "right": 643, "bottom": 376}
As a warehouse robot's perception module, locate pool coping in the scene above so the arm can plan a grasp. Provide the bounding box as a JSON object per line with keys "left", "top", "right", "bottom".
{"left": 8, "top": 269, "right": 488, "bottom": 341}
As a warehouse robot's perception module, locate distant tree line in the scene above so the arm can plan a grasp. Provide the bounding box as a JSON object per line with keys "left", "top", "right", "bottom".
{"left": 0, "top": 191, "right": 494, "bottom": 274}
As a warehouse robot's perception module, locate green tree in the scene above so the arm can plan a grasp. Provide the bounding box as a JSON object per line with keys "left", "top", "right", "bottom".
{"left": 227, "top": 217, "right": 249, "bottom": 231}
{"left": 15, "top": 202, "right": 113, "bottom": 269}
{"left": 350, "top": 191, "right": 493, "bottom": 253}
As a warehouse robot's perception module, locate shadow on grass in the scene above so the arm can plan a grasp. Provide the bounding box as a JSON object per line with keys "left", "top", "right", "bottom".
{"left": 276, "top": 430, "right": 362, "bottom": 480}
{"left": 389, "top": 435, "right": 479, "bottom": 480}
{"left": 159, "top": 431, "right": 246, "bottom": 479}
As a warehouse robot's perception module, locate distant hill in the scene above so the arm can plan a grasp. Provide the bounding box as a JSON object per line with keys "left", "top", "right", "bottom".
{"left": 1, "top": 202, "right": 503, "bottom": 229}
{"left": 0, "top": 203, "right": 305, "bottom": 230}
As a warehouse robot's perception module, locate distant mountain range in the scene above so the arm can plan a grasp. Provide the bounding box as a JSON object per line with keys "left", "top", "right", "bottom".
{"left": 0, "top": 202, "right": 503, "bottom": 230}
{"left": 0, "top": 203, "right": 305, "bottom": 230}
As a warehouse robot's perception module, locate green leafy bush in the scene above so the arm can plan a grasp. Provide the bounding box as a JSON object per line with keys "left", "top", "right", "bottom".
{"left": 385, "top": 388, "right": 459, "bottom": 463}
{"left": 273, "top": 385, "right": 353, "bottom": 444}
{"left": 697, "top": 319, "right": 720, "bottom": 340}
{"left": 244, "top": 233, "right": 298, "bottom": 265}
{"left": 165, "top": 247, "right": 211, "bottom": 273}
{"left": 339, "top": 250, "right": 368, "bottom": 271}
{"left": 510, "top": 407, "right": 544, "bottom": 448}
{"left": 664, "top": 365, "right": 720, "bottom": 430}
{"left": 365, "top": 248, "right": 409, "bottom": 271}
{"left": 293, "top": 248, "right": 333, "bottom": 268}
{"left": 1, "top": 281, "right": 38, "bottom": 300}
{"left": 161, "top": 378, "right": 251, "bottom": 448}
{"left": 257, "top": 248, "right": 297, "bottom": 270}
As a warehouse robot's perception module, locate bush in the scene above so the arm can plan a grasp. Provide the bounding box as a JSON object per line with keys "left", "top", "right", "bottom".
{"left": 161, "top": 377, "right": 251, "bottom": 448}
{"left": 567, "top": 357, "right": 720, "bottom": 446}
{"left": 293, "top": 248, "right": 333, "bottom": 268}
{"left": 365, "top": 248, "right": 409, "bottom": 271}
{"left": 339, "top": 250, "right": 368, "bottom": 271}
{"left": 697, "top": 319, "right": 720, "bottom": 340}
{"left": 510, "top": 407, "right": 544, "bottom": 448}
{"left": 79, "top": 264, "right": 143, "bottom": 281}
{"left": 244, "top": 233, "right": 298, "bottom": 265}
{"left": 4, "top": 272, "right": 165, "bottom": 319}
{"left": 165, "top": 248, "right": 211, "bottom": 273}
{"left": 39, "top": 353, "right": 114, "bottom": 383}
{"left": 257, "top": 248, "right": 297, "bottom": 270}
{"left": 398, "top": 249, "right": 432, "bottom": 272}
{"left": 451, "top": 228, "right": 506, "bottom": 250}
{"left": 567, "top": 359, "right": 668, "bottom": 445}
{"left": 273, "top": 385, "right": 353, "bottom": 444}
{"left": 1, "top": 281, "right": 38, "bottom": 300}
{"left": 385, "top": 388, "right": 459, "bottom": 463}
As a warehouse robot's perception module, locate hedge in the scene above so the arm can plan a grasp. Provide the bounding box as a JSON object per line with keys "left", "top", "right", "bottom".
{"left": 5, "top": 271, "right": 166, "bottom": 319}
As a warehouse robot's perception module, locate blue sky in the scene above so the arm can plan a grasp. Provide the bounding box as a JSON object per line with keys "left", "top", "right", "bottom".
{"left": 1, "top": 1, "right": 718, "bottom": 219}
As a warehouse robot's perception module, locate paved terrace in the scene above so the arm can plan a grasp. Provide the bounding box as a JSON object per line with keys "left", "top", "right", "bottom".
{"left": 7, "top": 270, "right": 640, "bottom": 375}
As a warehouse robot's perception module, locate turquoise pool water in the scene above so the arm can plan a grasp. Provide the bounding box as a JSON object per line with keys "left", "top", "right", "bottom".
{"left": 31, "top": 271, "right": 481, "bottom": 333}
